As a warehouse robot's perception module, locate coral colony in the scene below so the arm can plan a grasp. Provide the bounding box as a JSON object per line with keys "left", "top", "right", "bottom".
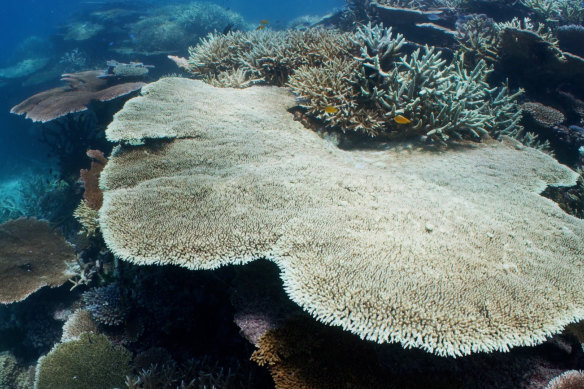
{"left": 1, "top": 0, "right": 584, "bottom": 388}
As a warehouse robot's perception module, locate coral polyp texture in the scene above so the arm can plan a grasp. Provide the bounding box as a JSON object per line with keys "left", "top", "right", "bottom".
{"left": 0, "top": 218, "right": 75, "bottom": 304}
{"left": 99, "top": 77, "right": 584, "bottom": 357}
{"left": 34, "top": 333, "right": 132, "bottom": 389}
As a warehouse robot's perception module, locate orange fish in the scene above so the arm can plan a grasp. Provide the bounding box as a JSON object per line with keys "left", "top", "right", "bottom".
{"left": 394, "top": 114, "right": 411, "bottom": 124}
{"left": 256, "top": 24, "right": 266, "bottom": 30}
{"left": 324, "top": 106, "right": 339, "bottom": 114}
{"left": 260, "top": 19, "right": 269, "bottom": 25}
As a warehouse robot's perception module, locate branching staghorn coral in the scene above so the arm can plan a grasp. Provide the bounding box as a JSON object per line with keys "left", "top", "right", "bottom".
{"left": 205, "top": 68, "right": 260, "bottom": 89}
{"left": 456, "top": 14, "right": 501, "bottom": 67}
{"left": 73, "top": 200, "right": 100, "bottom": 237}
{"left": 289, "top": 23, "right": 523, "bottom": 143}
{"left": 188, "top": 28, "right": 354, "bottom": 86}
{"left": 520, "top": 0, "right": 584, "bottom": 24}
{"left": 521, "top": 0, "right": 562, "bottom": 22}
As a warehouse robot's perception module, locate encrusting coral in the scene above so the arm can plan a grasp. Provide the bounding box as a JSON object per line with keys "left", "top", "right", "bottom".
{"left": 0, "top": 218, "right": 76, "bottom": 304}
{"left": 34, "top": 332, "right": 132, "bottom": 389}
{"left": 127, "top": 1, "right": 247, "bottom": 53}
{"left": 99, "top": 77, "right": 584, "bottom": 357}
{"left": 522, "top": 102, "right": 566, "bottom": 127}
{"left": 0, "top": 352, "right": 35, "bottom": 389}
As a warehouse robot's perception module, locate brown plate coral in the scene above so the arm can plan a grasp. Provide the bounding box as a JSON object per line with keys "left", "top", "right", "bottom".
{"left": 0, "top": 218, "right": 75, "bottom": 304}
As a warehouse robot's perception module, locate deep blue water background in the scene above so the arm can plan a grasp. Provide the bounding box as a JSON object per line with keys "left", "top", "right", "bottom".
{"left": 0, "top": 0, "right": 344, "bottom": 180}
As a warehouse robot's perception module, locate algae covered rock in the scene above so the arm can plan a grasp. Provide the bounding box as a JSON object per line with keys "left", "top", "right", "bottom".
{"left": 34, "top": 333, "right": 132, "bottom": 389}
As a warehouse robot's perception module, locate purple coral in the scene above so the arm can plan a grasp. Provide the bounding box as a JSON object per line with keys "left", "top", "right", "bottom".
{"left": 82, "top": 284, "right": 129, "bottom": 326}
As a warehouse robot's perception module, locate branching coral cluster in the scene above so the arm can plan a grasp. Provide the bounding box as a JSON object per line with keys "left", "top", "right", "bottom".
{"left": 289, "top": 23, "right": 523, "bottom": 143}
{"left": 520, "top": 0, "right": 584, "bottom": 25}
{"left": 188, "top": 28, "right": 354, "bottom": 86}
{"left": 188, "top": 23, "right": 524, "bottom": 144}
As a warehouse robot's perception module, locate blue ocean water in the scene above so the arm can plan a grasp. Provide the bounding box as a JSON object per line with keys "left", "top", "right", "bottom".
{"left": 0, "top": 0, "right": 343, "bottom": 196}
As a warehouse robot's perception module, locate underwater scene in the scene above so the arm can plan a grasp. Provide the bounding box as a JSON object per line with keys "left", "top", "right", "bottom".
{"left": 1, "top": 0, "right": 584, "bottom": 388}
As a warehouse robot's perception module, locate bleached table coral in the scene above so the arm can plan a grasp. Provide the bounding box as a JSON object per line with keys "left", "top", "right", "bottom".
{"left": 100, "top": 77, "right": 584, "bottom": 357}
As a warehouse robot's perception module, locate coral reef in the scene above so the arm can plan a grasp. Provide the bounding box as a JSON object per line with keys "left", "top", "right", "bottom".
{"left": 104, "top": 60, "right": 152, "bottom": 78}
{"left": 79, "top": 149, "right": 107, "bottom": 210}
{"left": 99, "top": 78, "right": 584, "bottom": 357}
{"left": 11, "top": 69, "right": 146, "bottom": 123}
{"left": 187, "top": 28, "right": 354, "bottom": 86}
{"left": 520, "top": 0, "right": 584, "bottom": 25}
{"left": 456, "top": 14, "right": 501, "bottom": 66}
{"left": 73, "top": 201, "right": 100, "bottom": 237}
{"left": 126, "top": 356, "right": 260, "bottom": 389}
{"left": 496, "top": 18, "right": 584, "bottom": 97}
{"left": 230, "top": 260, "right": 303, "bottom": 345}
{"left": 127, "top": 2, "right": 247, "bottom": 54}
{"left": 289, "top": 24, "right": 522, "bottom": 142}
{"left": 557, "top": 24, "right": 584, "bottom": 57}
{"left": 62, "top": 21, "right": 104, "bottom": 41}
{"left": 0, "top": 218, "right": 76, "bottom": 304}
{"left": 82, "top": 284, "right": 129, "bottom": 326}
{"left": 34, "top": 332, "right": 132, "bottom": 389}
{"left": 545, "top": 370, "right": 584, "bottom": 389}
{"left": 59, "top": 48, "right": 88, "bottom": 71}
{"left": 0, "top": 58, "right": 50, "bottom": 80}
{"left": 60, "top": 309, "right": 99, "bottom": 342}
{"left": 369, "top": 2, "right": 459, "bottom": 47}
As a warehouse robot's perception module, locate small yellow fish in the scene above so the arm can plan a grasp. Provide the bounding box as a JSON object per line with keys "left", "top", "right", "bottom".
{"left": 394, "top": 114, "right": 411, "bottom": 124}
{"left": 260, "top": 19, "right": 269, "bottom": 25}
{"left": 256, "top": 24, "right": 266, "bottom": 30}
{"left": 324, "top": 106, "right": 339, "bottom": 114}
